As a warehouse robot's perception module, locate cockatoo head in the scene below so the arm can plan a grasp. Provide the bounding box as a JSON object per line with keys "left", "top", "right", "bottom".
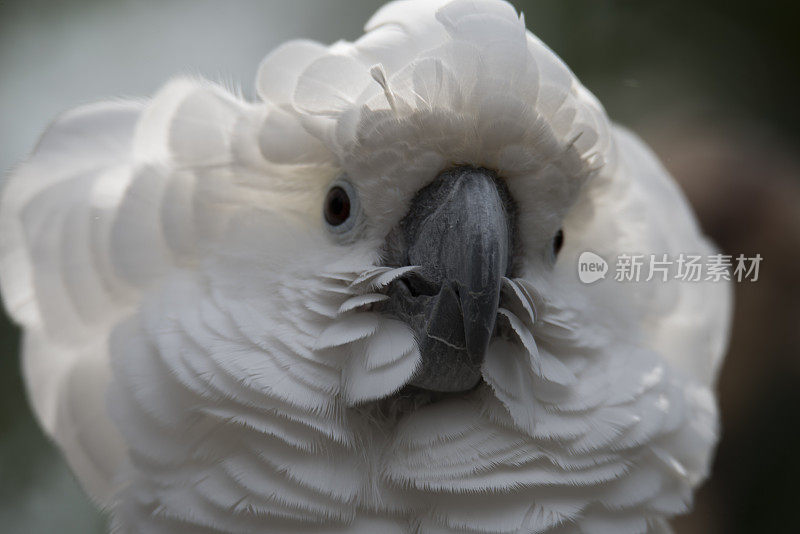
{"left": 220, "top": 0, "right": 604, "bottom": 407}
{"left": 0, "top": 0, "right": 731, "bottom": 531}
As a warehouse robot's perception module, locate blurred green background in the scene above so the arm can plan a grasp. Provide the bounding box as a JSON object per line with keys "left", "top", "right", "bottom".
{"left": 1, "top": 1, "right": 798, "bottom": 532}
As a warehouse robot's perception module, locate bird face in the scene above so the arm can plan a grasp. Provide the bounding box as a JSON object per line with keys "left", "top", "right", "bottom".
{"left": 321, "top": 161, "right": 565, "bottom": 400}
{"left": 240, "top": 0, "right": 601, "bottom": 415}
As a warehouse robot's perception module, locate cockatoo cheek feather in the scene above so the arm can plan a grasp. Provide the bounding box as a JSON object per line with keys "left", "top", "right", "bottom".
{"left": 0, "top": 0, "right": 731, "bottom": 533}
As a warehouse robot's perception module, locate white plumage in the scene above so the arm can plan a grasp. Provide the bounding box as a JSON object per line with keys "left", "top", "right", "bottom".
{"left": 0, "top": 1, "right": 730, "bottom": 533}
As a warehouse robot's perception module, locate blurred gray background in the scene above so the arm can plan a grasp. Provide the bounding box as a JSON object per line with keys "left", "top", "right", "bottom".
{"left": 1, "top": 1, "right": 798, "bottom": 532}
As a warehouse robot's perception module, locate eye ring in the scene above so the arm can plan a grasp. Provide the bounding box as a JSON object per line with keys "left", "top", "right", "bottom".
{"left": 323, "top": 178, "right": 361, "bottom": 237}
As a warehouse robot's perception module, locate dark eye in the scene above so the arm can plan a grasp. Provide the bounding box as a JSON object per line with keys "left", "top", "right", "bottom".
{"left": 553, "top": 229, "right": 564, "bottom": 257}
{"left": 324, "top": 186, "right": 351, "bottom": 226}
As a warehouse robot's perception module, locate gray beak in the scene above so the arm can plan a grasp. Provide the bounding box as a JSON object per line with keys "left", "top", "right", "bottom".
{"left": 383, "top": 167, "right": 514, "bottom": 392}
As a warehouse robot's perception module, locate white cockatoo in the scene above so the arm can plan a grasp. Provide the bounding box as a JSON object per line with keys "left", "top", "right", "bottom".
{"left": 0, "top": 0, "right": 731, "bottom": 532}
